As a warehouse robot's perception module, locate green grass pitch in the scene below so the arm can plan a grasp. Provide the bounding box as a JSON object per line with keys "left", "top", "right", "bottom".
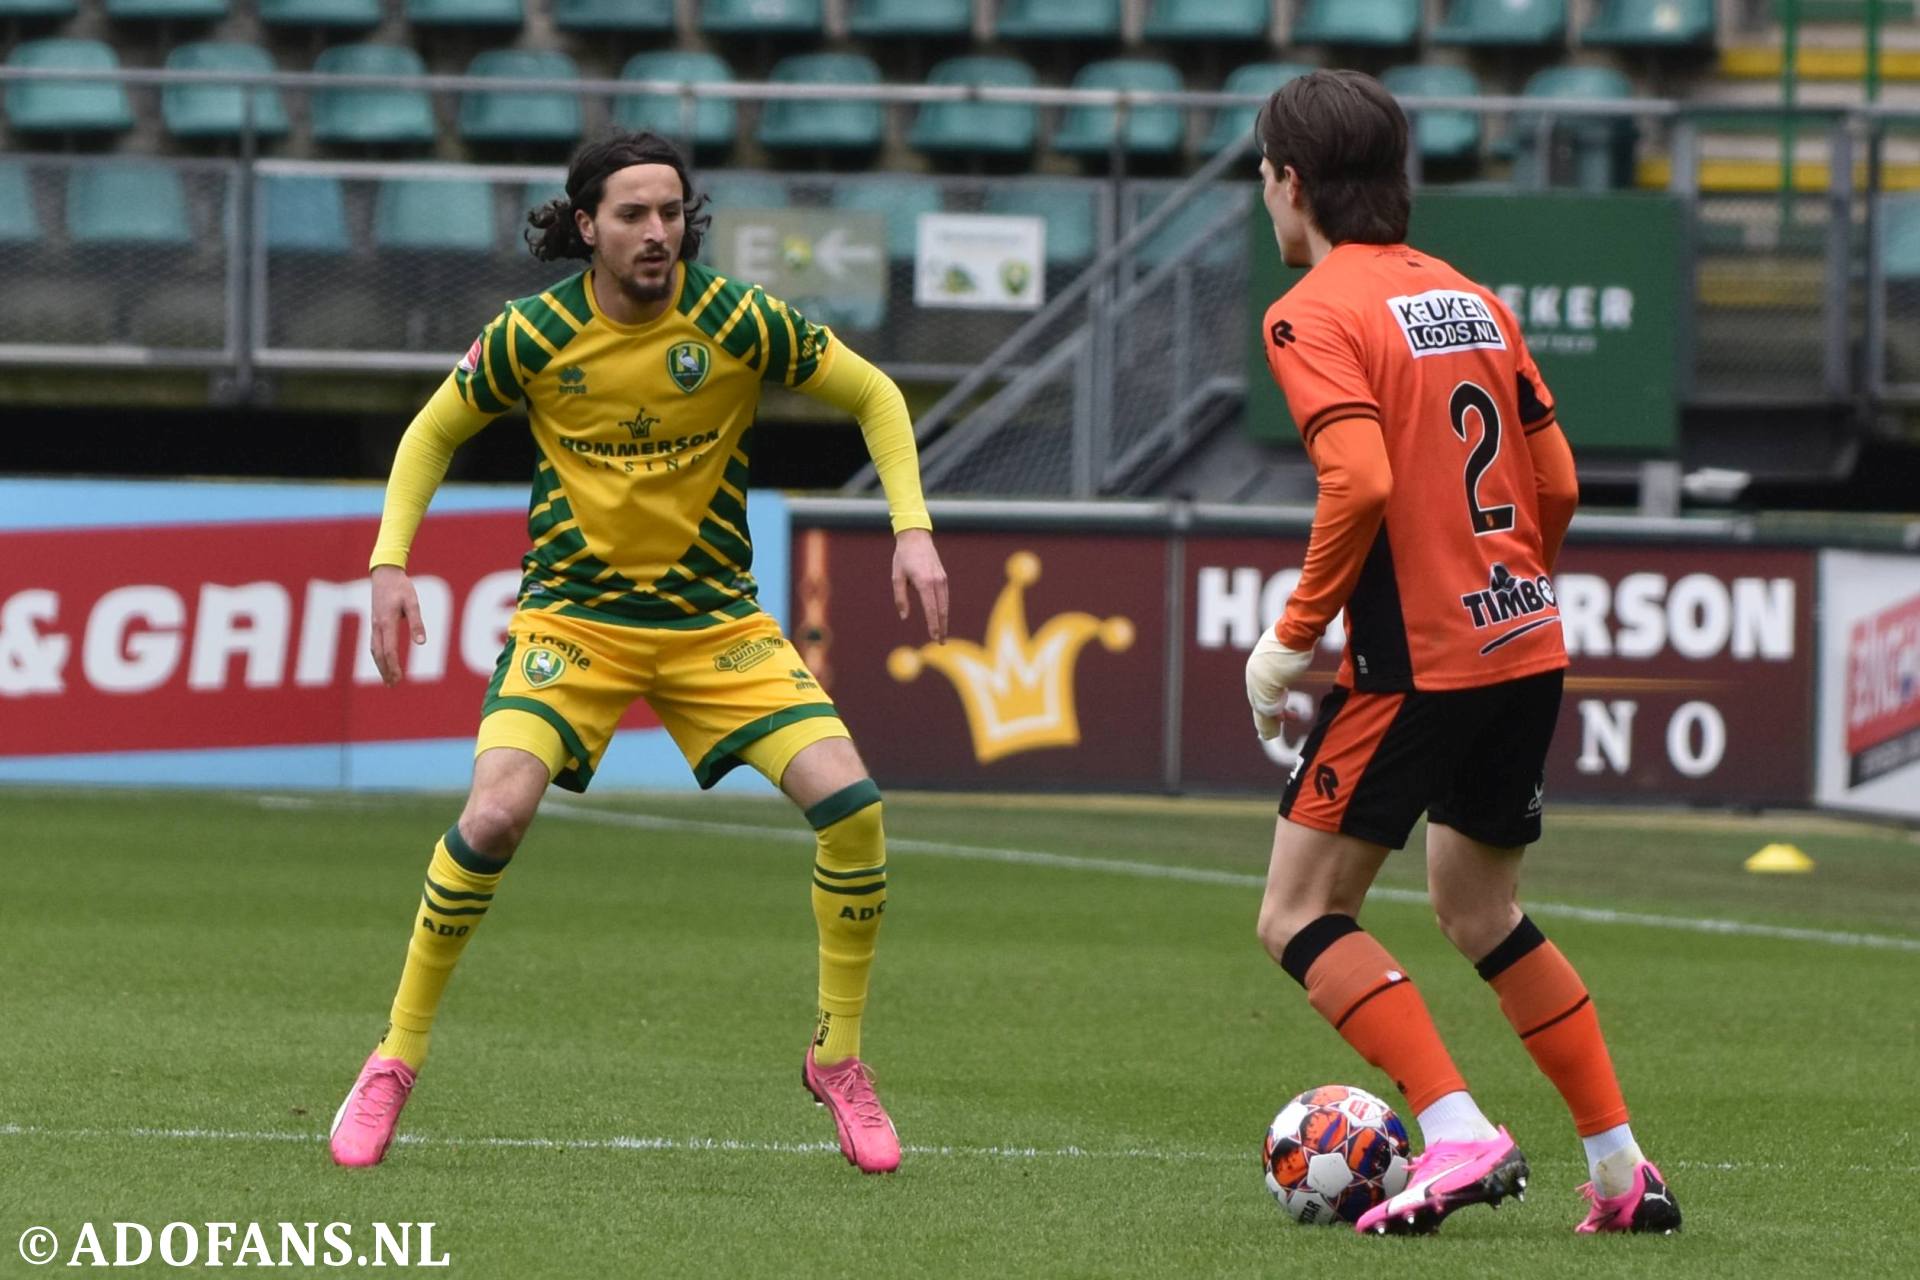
{"left": 2, "top": 787, "right": 1917, "bottom": 1278}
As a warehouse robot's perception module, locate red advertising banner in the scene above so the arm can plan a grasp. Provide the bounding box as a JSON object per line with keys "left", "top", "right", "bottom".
{"left": 0, "top": 512, "right": 661, "bottom": 758}
{"left": 1843, "top": 592, "right": 1920, "bottom": 782}
{"left": 793, "top": 527, "right": 1166, "bottom": 789}
{"left": 1178, "top": 539, "right": 1816, "bottom": 804}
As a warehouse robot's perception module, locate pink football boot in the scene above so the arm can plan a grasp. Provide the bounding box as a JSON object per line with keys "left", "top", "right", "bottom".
{"left": 328, "top": 1052, "right": 416, "bottom": 1168}
{"left": 1577, "top": 1161, "right": 1682, "bottom": 1235}
{"left": 803, "top": 1046, "right": 901, "bottom": 1174}
{"left": 1356, "top": 1127, "right": 1529, "bottom": 1236}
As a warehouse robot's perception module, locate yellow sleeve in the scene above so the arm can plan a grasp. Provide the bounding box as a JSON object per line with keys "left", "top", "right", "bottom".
{"left": 795, "top": 343, "right": 933, "bottom": 534}
{"left": 367, "top": 375, "right": 500, "bottom": 571}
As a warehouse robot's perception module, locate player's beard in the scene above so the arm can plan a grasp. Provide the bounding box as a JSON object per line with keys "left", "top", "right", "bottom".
{"left": 617, "top": 256, "right": 676, "bottom": 303}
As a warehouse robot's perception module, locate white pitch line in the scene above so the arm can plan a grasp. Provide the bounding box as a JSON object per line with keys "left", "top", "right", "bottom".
{"left": 543, "top": 801, "right": 1920, "bottom": 954}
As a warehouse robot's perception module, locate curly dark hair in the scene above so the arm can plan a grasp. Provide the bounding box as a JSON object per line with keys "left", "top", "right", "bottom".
{"left": 525, "top": 130, "right": 710, "bottom": 263}
{"left": 1255, "top": 70, "right": 1410, "bottom": 246}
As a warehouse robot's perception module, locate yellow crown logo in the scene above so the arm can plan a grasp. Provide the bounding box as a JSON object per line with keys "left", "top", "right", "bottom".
{"left": 888, "top": 551, "right": 1134, "bottom": 764}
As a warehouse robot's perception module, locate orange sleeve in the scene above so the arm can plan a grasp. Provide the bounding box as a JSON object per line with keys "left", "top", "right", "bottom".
{"left": 1262, "top": 293, "right": 1381, "bottom": 448}
{"left": 1527, "top": 421, "right": 1579, "bottom": 574}
{"left": 1275, "top": 419, "right": 1394, "bottom": 651}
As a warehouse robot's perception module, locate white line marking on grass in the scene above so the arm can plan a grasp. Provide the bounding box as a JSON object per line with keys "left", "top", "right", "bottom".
{"left": 0, "top": 1123, "right": 1231, "bottom": 1163}
{"left": 543, "top": 800, "right": 1920, "bottom": 954}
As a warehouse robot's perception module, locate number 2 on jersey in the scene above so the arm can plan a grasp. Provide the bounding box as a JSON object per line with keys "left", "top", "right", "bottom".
{"left": 1447, "top": 381, "right": 1516, "bottom": 535}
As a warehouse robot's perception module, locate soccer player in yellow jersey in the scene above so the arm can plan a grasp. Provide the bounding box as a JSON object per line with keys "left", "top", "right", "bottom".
{"left": 327, "top": 132, "right": 947, "bottom": 1175}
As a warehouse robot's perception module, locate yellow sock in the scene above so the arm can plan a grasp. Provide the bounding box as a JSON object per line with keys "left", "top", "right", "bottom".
{"left": 378, "top": 826, "right": 507, "bottom": 1071}
{"left": 807, "top": 780, "right": 886, "bottom": 1066}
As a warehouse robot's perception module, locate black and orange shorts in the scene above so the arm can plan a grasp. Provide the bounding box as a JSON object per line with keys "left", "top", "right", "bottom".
{"left": 1279, "top": 670, "right": 1565, "bottom": 850}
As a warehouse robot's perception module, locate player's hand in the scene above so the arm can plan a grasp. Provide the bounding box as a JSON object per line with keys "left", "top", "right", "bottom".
{"left": 370, "top": 564, "right": 427, "bottom": 687}
{"left": 892, "top": 528, "right": 949, "bottom": 644}
{"left": 1245, "top": 627, "right": 1314, "bottom": 740}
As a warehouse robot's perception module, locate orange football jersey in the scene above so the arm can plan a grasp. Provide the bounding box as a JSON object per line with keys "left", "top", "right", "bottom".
{"left": 1263, "top": 242, "right": 1569, "bottom": 692}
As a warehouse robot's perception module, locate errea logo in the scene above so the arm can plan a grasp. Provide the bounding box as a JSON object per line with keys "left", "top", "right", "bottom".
{"left": 1386, "top": 289, "right": 1507, "bottom": 358}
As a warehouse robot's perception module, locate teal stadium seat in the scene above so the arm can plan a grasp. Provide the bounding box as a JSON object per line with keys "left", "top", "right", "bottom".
{"left": 702, "top": 172, "right": 789, "bottom": 213}
{"left": 984, "top": 183, "right": 1097, "bottom": 265}
{"left": 1143, "top": 0, "right": 1268, "bottom": 42}
{"left": 4, "top": 40, "right": 134, "bottom": 136}
{"left": 312, "top": 45, "right": 437, "bottom": 147}
{"left": 1291, "top": 0, "right": 1420, "bottom": 46}
{"left": 66, "top": 162, "right": 192, "bottom": 245}
{"left": 0, "top": 162, "right": 39, "bottom": 245}
{"left": 1512, "top": 66, "right": 1636, "bottom": 191}
{"left": 1134, "top": 186, "right": 1248, "bottom": 269}
{"left": 700, "top": 0, "right": 822, "bottom": 36}
{"left": 0, "top": 2, "right": 79, "bottom": 16}
{"left": 162, "top": 43, "right": 290, "bottom": 141}
{"left": 1584, "top": 0, "right": 1713, "bottom": 46}
{"left": 1884, "top": 197, "right": 1920, "bottom": 279}
{"left": 554, "top": 0, "right": 674, "bottom": 31}
{"left": 406, "top": 0, "right": 524, "bottom": 27}
{"left": 1205, "top": 62, "right": 1311, "bottom": 154}
{"left": 1432, "top": 0, "right": 1564, "bottom": 46}
{"left": 259, "top": 0, "right": 382, "bottom": 27}
{"left": 849, "top": 0, "right": 970, "bottom": 38}
{"left": 106, "top": 0, "right": 229, "bottom": 18}
{"left": 375, "top": 178, "right": 496, "bottom": 252}
{"left": 759, "top": 53, "right": 884, "bottom": 155}
{"left": 459, "top": 50, "right": 582, "bottom": 145}
{"left": 998, "top": 0, "right": 1120, "bottom": 41}
{"left": 1054, "top": 60, "right": 1185, "bottom": 159}
{"left": 260, "top": 174, "right": 349, "bottom": 254}
{"left": 833, "top": 178, "right": 942, "bottom": 258}
{"left": 1381, "top": 64, "right": 1483, "bottom": 164}
{"left": 614, "top": 51, "right": 738, "bottom": 157}
{"left": 910, "top": 56, "right": 1038, "bottom": 159}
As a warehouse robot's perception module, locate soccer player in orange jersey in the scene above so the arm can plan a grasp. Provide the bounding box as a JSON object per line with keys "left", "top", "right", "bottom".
{"left": 1243, "top": 71, "right": 1678, "bottom": 1237}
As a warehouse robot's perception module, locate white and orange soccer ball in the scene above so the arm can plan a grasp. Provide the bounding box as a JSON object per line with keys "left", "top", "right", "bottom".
{"left": 1262, "top": 1085, "right": 1412, "bottom": 1226}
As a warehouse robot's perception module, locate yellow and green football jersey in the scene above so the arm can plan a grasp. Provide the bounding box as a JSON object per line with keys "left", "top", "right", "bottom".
{"left": 450, "top": 260, "right": 833, "bottom": 629}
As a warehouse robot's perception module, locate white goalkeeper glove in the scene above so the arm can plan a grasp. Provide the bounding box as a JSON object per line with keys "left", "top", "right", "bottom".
{"left": 1245, "top": 628, "right": 1314, "bottom": 740}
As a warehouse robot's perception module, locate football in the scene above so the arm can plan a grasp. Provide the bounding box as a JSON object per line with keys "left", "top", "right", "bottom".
{"left": 1262, "top": 1085, "right": 1412, "bottom": 1226}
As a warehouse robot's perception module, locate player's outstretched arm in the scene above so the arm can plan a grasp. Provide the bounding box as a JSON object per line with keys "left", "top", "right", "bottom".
{"left": 367, "top": 375, "right": 497, "bottom": 684}
{"left": 796, "top": 343, "right": 947, "bottom": 641}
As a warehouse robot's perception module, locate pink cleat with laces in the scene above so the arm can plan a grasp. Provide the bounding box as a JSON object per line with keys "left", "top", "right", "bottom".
{"left": 328, "top": 1052, "right": 416, "bottom": 1168}
{"left": 802, "top": 1046, "right": 901, "bottom": 1174}
{"left": 1576, "top": 1161, "right": 1681, "bottom": 1235}
{"left": 1355, "top": 1127, "right": 1529, "bottom": 1236}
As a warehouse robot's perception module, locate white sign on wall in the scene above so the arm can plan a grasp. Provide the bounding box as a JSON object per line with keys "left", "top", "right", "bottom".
{"left": 1816, "top": 550, "right": 1920, "bottom": 819}
{"left": 914, "top": 213, "right": 1045, "bottom": 311}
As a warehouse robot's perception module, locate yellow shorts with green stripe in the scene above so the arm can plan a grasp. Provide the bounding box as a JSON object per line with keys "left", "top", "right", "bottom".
{"left": 476, "top": 606, "right": 847, "bottom": 792}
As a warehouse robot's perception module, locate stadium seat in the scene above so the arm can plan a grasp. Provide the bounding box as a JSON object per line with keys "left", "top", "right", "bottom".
{"left": 849, "top": 0, "right": 970, "bottom": 38}
{"left": 0, "top": 1, "right": 79, "bottom": 16}
{"left": 459, "top": 50, "right": 582, "bottom": 145}
{"left": 106, "top": 0, "right": 229, "bottom": 17}
{"left": 0, "top": 161, "right": 39, "bottom": 244}
{"left": 909, "top": 56, "right": 1038, "bottom": 160}
{"left": 758, "top": 53, "right": 884, "bottom": 155}
{"left": 1381, "top": 64, "right": 1482, "bottom": 164}
{"left": 1290, "top": 0, "right": 1420, "bottom": 46}
{"left": 833, "top": 178, "right": 942, "bottom": 259}
{"left": 1204, "top": 62, "right": 1311, "bottom": 154}
{"left": 259, "top": 0, "right": 381, "bottom": 27}
{"left": 1511, "top": 66, "right": 1636, "bottom": 191}
{"left": 375, "top": 177, "right": 496, "bottom": 252}
{"left": 998, "top": 0, "right": 1121, "bottom": 41}
{"left": 66, "top": 162, "right": 192, "bottom": 245}
{"left": 984, "top": 183, "right": 1098, "bottom": 265}
{"left": 554, "top": 0, "right": 674, "bottom": 31}
{"left": 1134, "top": 186, "right": 1248, "bottom": 269}
{"left": 260, "top": 174, "right": 349, "bottom": 254}
{"left": 1053, "top": 60, "right": 1185, "bottom": 160}
{"left": 1143, "top": 0, "right": 1268, "bottom": 42}
{"left": 1583, "top": 0, "right": 1713, "bottom": 46}
{"left": 701, "top": 172, "right": 789, "bottom": 213}
{"left": 1431, "top": 0, "right": 1564, "bottom": 46}
{"left": 700, "top": 0, "right": 822, "bottom": 36}
{"left": 4, "top": 40, "right": 134, "bottom": 136}
{"left": 162, "top": 43, "right": 290, "bottom": 141}
{"left": 407, "top": 0, "right": 524, "bottom": 26}
{"left": 312, "top": 45, "right": 437, "bottom": 147}
{"left": 614, "top": 51, "right": 737, "bottom": 157}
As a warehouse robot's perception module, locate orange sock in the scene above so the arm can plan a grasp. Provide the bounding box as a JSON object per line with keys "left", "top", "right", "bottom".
{"left": 1476, "top": 916, "right": 1630, "bottom": 1136}
{"left": 1280, "top": 916, "right": 1467, "bottom": 1114}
